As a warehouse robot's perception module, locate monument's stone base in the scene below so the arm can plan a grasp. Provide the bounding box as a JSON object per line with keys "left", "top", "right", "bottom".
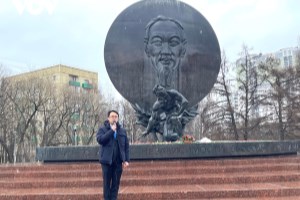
{"left": 36, "top": 140, "right": 300, "bottom": 162}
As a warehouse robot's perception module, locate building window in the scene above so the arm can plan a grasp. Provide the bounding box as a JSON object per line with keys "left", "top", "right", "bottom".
{"left": 53, "top": 75, "right": 56, "bottom": 81}
{"left": 288, "top": 55, "right": 293, "bottom": 67}
{"left": 69, "top": 75, "right": 78, "bottom": 82}
{"left": 284, "top": 56, "right": 288, "bottom": 68}
{"left": 284, "top": 56, "right": 293, "bottom": 68}
{"left": 69, "top": 75, "right": 80, "bottom": 87}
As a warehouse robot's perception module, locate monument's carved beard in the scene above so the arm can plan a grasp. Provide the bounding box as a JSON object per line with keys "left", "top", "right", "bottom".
{"left": 151, "top": 53, "right": 180, "bottom": 88}
{"left": 157, "top": 64, "right": 173, "bottom": 88}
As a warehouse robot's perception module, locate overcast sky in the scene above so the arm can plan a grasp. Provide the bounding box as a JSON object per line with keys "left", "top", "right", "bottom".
{"left": 0, "top": 0, "right": 299, "bottom": 97}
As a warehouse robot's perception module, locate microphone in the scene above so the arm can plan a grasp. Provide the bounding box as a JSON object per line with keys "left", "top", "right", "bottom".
{"left": 113, "top": 121, "right": 117, "bottom": 139}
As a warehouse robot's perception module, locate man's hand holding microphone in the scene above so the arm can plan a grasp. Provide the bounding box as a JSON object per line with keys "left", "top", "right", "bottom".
{"left": 111, "top": 121, "right": 117, "bottom": 131}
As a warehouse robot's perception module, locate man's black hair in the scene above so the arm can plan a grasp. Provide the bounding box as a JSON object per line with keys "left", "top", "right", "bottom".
{"left": 107, "top": 110, "right": 119, "bottom": 117}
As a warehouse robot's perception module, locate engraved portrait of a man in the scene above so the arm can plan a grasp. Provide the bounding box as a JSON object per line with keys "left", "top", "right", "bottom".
{"left": 144, "top": 15, "right": 187, "bottom": 89}
{"left": 104, "top": 2, "right": 221, "bottom": 142}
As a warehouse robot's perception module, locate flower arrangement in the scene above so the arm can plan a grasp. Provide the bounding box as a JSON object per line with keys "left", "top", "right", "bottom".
{"left": 182, "top": 134, "right": 195, "bottom": 143}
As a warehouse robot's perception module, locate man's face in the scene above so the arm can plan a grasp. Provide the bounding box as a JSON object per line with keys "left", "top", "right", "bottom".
{"left": 108, "top": 112, "right": 119, "bottom": 125}
{"left": 146, "top": 21, "right": 186, "bottom": 72}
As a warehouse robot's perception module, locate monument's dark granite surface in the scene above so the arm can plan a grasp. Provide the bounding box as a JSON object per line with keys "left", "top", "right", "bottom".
{"left": 36, "top": 141, "right": 300, "bottom": 162}
{"left": 104, "top": 0, "right": 221, "bottom": 141}
{"left": 104, "top": 1, "right": 220, "bottom": 109}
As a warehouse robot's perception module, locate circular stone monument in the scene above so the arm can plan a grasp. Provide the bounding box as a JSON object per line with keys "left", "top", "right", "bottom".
{"left": 104, "top": 0, "right": 221, "bottom": 141}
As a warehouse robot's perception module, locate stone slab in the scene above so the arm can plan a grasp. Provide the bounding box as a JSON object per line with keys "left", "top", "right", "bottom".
{"left": 36, "top": 140, "right": 300, "bottom": 162}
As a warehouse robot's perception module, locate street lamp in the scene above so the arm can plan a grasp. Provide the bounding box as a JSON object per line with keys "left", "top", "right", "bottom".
{"left": 73, "top": 125, "right": 77, "bottom": 146}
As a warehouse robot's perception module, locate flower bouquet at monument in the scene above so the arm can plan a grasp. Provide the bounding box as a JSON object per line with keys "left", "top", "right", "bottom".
{"left": 182, "top": 134, "right": 195, "bottom": 144}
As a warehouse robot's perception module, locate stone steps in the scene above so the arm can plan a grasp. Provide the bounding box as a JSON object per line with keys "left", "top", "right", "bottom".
{"left": 1, "top": 163, "right": 298, "bottom": 175}
{"left": 1, "top": 157, "right": 299, "bottom": 173}
{"left": 0, "top": 155, "right": 299, "bottom": 199}
{"left": 0, "top": 182, "right": 300, "bottom": 199}
{"left": 1, "top": 171, "right": 299, "bottom": 188}
{"left": 1, "top": 155, "right": 300, "bottom": 170}
{"left": 0, "top": 164, "right": 299, "bottom": 180}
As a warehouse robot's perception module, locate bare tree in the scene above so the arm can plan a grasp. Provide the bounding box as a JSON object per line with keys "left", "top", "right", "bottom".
{"left": 0, "top": 69, "right": 45, "bottom": 162}
{"left": 259, "top": 56, "right": 299, "bottom": 140}
{"left": 119, "top": 99, "right": 141, "bottom": 143}
{"left": 0, "top": 65, "right": 14, "bottom": 163}
{"left": 235, "top": 45, "right": 266, "bottom": 140}
{"left": 9, "top": 78, "right": 47, "bottom": 162}
{"left": 0, "top": 67, "right": 114, "bottom": 163}
{"left": 198, "top": 94, "right": 226, "bottom": 140}
{"left": 285, "top": 50, "right": 300, "bottom": 139}
{"left": 36, "top": 79, "right": 73, "bottom": 147}
{"left": 214, "top": 51, "right": 239, "bottom": 140}
{"left": 80, "top": 90, "right": 106, "bottom": 145}
{"left": 60, "top": 87, "right": 82, "bottom": 146}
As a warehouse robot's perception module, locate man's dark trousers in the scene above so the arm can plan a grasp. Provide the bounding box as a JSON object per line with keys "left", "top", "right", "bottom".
{"left": 101, "top": 140, "right": 123, "bottom": 200}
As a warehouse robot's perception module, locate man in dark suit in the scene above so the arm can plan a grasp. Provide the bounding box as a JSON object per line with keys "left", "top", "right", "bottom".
{"left": 97, "top": 110, "right": 130, "bottom": 200}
